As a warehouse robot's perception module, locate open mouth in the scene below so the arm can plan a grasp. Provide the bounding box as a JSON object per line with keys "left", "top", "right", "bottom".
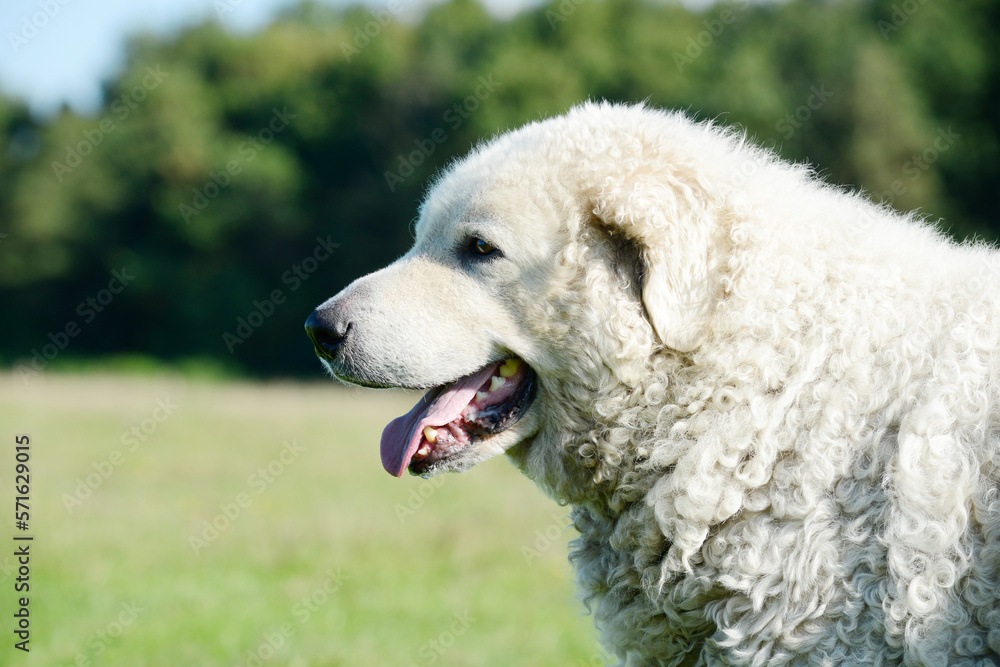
{"left": 380, "top": 358, "right": 537, "bottom": 477}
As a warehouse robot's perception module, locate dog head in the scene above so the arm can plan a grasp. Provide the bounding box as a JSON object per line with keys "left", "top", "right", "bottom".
{"left": 305, "top": 102, "right": 727, "bottom": 480}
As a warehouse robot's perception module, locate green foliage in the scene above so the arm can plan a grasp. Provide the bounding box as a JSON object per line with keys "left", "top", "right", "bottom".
{"left": 1, "top": 0, "right": 997, "bottom": 376}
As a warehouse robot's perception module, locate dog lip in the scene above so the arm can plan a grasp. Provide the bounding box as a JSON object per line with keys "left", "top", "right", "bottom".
{"left": 407, "top": 363, "right": 538, "bottom": 475}
{"left": 323, "top": 359, "right": 439, "bottom": 391}
{"left": 331, "top": 372, "right": 395, "bottom": 389}
{"left": 324, "top": 364, "right": 397, "bottom": 389}
{"left": 380, "top": 362, "right": 501, "bottom": 477}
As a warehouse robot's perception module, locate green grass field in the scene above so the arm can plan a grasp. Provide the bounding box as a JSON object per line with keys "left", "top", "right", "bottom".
{"left": 0, "top": 372, "right": 604, "bottom": 666}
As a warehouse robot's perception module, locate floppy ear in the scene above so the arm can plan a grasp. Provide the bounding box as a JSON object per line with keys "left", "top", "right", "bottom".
{"left": 591, "top": 173, "right": 716, "bottom": 353}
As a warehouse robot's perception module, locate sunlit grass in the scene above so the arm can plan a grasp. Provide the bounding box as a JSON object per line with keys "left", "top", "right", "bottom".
{"left": 0, "top": 372, "right": 602, "bottom": 666}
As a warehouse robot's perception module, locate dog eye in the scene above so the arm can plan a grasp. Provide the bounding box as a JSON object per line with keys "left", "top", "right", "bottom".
{"left": 474, "top": 238, "right": 496, "bottom": 255}
{"left": 467, "top": 237, "right": 501, "bottom": 259}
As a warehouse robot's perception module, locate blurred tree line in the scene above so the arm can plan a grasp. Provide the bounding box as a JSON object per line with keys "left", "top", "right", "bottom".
{"left": 1, "top": 0, "right": 997, "bottom": 377}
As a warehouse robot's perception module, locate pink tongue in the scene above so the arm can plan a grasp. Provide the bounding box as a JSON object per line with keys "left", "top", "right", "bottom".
{"left": 380, "top": 364, "right": 498, "bottom": 477}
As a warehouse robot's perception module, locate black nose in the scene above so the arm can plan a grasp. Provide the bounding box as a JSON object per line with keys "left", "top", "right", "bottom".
{"left": 304, "top": 308, "right": 350, "bottom": 361}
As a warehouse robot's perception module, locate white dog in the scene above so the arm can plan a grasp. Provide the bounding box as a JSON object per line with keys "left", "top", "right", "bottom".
{"left": 306, "top": 102, "right": 1000, "bottom": 666}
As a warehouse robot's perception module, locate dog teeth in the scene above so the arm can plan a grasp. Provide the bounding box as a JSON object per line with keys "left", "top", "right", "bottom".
{"left": 475, "top": 390, "right": 489, "bottom": 403}
{"left": 490, "top": 375, "right": 506, "bottom": 392}
{"left": 499, "top": 359, "right": 521, "bottom": 378}
{"left": 415, "top": 443, "right": 431, "bottom": 458}
{"left": 422, "top": 426, "right": 437, "bottom": 444}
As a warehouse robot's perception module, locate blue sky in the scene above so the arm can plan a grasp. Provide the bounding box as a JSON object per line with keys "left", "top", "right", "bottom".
{"left": 0, "top": 0, "right": 544, "bottom": 118}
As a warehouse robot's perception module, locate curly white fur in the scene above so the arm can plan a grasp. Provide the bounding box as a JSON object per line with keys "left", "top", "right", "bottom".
{"left": 318, "top": 102, "right": 1000, "bottom": 665}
